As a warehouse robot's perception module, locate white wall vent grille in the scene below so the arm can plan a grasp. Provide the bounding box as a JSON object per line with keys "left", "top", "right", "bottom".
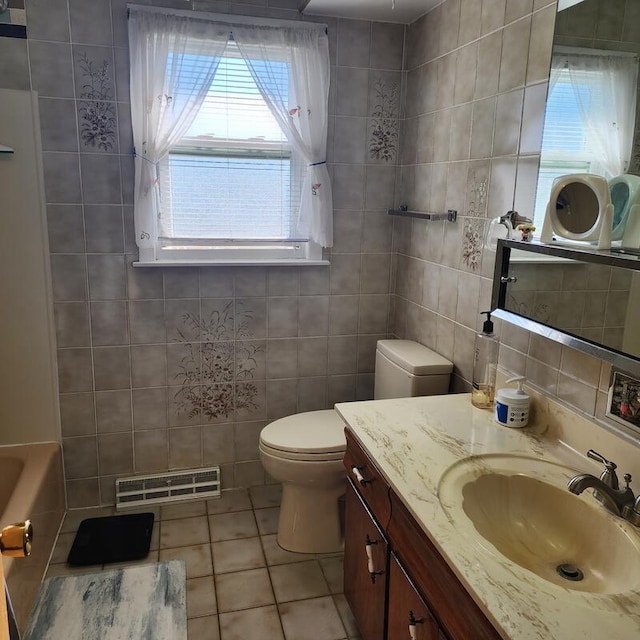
{"left": 115, "top": 467, "right": 221, "bottom": 510}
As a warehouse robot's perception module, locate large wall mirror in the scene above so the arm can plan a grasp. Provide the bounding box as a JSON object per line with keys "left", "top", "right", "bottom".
{"left": 492, "top": 239, "right": 640, "bottom": 378}
{"left": 492, "top": 1, "right": 640, "bottom": 378}
{"left": 532, "top": 0, "right": 640, "bottom": 231}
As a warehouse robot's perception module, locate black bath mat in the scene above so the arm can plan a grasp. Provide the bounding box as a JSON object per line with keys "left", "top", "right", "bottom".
{"left": 67, "top": 512, "right": 155, "bottom": 566}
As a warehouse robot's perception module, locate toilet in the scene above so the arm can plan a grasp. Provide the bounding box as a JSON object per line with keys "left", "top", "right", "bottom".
{"left": 259, "top": 339, "right": 453, "bottom": 553}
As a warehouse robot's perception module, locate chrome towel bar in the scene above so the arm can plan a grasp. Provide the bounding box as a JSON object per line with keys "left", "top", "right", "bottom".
{"left": 387, "top": 206, "right": 457, "bottom": 222}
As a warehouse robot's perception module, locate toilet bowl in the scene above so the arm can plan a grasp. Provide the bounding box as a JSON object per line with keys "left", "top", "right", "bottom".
{"left": 259, "top": 409, "right": 346, "bottom": 553}
{"left": 259, "top": 340, "right": 453, "bottom": 553}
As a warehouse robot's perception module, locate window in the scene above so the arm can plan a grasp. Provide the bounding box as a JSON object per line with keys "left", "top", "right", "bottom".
{"left": 158, "top": 41, "right": 305, "bottom": 260}
{"left": 533, "top": 50, "right": 639, "bottom": 229}
{"left": 534, "top": 65, "right": 598, "bottom": 226}
{"left": 128, "top": 8, "right": 332, "bottom": 265}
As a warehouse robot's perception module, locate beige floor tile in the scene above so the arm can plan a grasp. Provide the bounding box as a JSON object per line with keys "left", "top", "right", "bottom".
{"left": 119, "top": 505, "right": 161, "bottom": 519}
{"left": 249, "top": 485, "right": 282, "bottom": 509}
{"left": 49, "top": 499, "right": 351, "bottom": 640}
{"left": 187, "top": 575, "right": 217, "bottom": 618}
{"left": 333, "top": 594, "right": 359, "bottom": 638}
{"left": 60, "top": 507, "right": 115, "bottom": 533}
{"left": 219, "top": 605, "right": 284, "bottom": 640}
{"left": 216, "top": 568, "right": 275, "bottom": 613}
{"left": 50, "top": 532, "right": 76, "bottom": 564}
{"left": 261, "top": 534, "right": 315, "bottom": 566}
{"left": 207, "top": 489, "right": 252, "bottom": 515}
{"left": 160, "top": 515, "right": 210, "bottom": 549}
{"left": 212, "top": 537, "right": 265, "bottom": 574}
{"left": 319, "top": 556, "right": 344, "bottom": 594}
{"left": 255, "top": 507, "right": 279, "bottom": 536}
{"left": 209, "top": 511, "right": 258, "bottom": 542}
{"left": 269, "top": 560, "right": 330, "bottom": 603}
{"left": 160, "top": 543, "right": 213, "bottom": 578}
{"left": 107, "top": 552, "right": 160, "bottom": 570}
{"left": 149, "top": 523, "right": 160, "bottom": 551}
{"left": 161, "top": 500, "right": 207, "bottom": 521}
{"left": 279, "top": 596, "right": 346, "bottom": 640}
{"left": 315, "top": 548, "right": 344, "bottom": 559}
{"left": 188, "top": 614, "right": 220, "bottom": 640}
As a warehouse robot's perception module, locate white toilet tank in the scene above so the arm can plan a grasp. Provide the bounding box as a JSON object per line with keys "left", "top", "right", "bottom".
{"left": 374, "top": 340, "right": 453, "bottom": 400}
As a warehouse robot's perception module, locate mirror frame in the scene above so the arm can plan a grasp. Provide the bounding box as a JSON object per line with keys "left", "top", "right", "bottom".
{"left": 492, "top": 239, "right": 640, "bottom": 378}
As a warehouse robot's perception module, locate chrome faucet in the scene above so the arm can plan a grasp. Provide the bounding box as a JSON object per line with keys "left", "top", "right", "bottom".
{"left": 567, "top": 449, "right": 640, "bottom": 526}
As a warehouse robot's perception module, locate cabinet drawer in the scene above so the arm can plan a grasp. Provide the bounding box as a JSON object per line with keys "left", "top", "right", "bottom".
{"left": 344, "top": 429, "right": 391, "bottom": 527}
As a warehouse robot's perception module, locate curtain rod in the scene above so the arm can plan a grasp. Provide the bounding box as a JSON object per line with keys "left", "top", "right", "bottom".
{"left": 126, "top": 3, "right": 328, "bottom": 33}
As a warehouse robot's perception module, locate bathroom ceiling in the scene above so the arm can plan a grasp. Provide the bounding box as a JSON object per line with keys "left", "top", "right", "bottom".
{"left": 300, "top": 0, "right": 441, "bottom": 24}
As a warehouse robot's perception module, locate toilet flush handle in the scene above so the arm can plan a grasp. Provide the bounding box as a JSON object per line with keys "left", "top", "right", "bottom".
{"left": 352, "top": 465, "right": 373, "bottom": 486}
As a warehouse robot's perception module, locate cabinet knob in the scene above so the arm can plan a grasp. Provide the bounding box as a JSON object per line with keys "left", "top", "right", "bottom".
{"left": 352, "top": 465, "right": 373, "bottom": 486}
{"left": 365, "top": 534, "right": 384, "bottom": 583}
{"left": 409, "top": 610, "right": 424, "bottom": 640}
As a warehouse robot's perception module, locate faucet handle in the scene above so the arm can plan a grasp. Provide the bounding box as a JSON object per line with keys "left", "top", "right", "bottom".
{"left": 587, "top": 449, "right": 617, "bottom": 469}
{"left": 622, "top": 479, "right": 640, "bottom": 527}
{"left": 587, "top": 449, "right": 619, "bottom": 489}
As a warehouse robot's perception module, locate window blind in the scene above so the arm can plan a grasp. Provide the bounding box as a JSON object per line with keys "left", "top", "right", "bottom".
{"left": 541, "top": 68, "right": 601, "bottom": 159}
{"left": 159, "top": 40, "right": 303, "bottom": 242}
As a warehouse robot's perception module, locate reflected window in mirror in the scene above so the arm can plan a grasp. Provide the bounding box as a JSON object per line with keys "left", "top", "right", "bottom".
{"left": 534, "top": 48, "right": 639, "bottom": 227}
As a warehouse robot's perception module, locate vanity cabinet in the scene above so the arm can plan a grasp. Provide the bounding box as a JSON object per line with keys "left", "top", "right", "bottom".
{"left": 343, "top": 429, "right": 501, "bottom": 640}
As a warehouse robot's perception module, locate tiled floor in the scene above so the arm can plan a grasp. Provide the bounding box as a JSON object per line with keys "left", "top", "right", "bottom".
{"left": 46, "top": 486, "right": 360, "bottom": 640}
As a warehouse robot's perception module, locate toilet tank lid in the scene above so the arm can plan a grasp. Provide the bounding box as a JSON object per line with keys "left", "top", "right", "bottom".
{"left": 260, "top": 410, "right": 346, "bottom": 454}
{"left": 377, "top": 340, "right": 453, "bottom": 375}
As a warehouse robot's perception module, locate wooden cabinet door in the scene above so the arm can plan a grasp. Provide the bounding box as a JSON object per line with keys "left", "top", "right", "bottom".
{"left": 388, "top": 492, "right": 501, "bottom": 640}
{"left": 387, "top": 554, "right": 440, "bottom": 640}
{"left": 344, "top": 480, "right": 388, "bottom": 640}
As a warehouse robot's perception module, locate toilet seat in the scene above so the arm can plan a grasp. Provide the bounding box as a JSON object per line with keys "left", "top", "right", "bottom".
{"left": 259, "top": 409, "right": 346, "bottom": 461}
{"left": 259, "top": 442, "right": 345, "bottom": 462}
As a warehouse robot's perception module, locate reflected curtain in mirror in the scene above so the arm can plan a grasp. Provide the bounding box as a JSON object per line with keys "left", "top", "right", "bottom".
{"left": 534, "top": 49, "right": 639, "bottom": 224}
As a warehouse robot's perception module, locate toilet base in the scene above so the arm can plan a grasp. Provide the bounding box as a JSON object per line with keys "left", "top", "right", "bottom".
{"left": 276, "top": 483, "right": 345, "bottom": 554}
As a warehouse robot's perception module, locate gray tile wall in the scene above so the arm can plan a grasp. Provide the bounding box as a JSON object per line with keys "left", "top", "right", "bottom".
{"left": 393, "top": 0, "right": 621, "bottom": 429}
{"left": 5, "top": 0, "right": 628, "bottom": 507}
{"left": 7, "top": 0, "right": 403, "bottom": 507}
{"left": 393, "top": 0, "right": 557, "bottom": 391}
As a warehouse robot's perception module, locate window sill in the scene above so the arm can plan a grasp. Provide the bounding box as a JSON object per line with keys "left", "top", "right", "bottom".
{"left": 133, "top": 259, "right": 330, "bottom": 267}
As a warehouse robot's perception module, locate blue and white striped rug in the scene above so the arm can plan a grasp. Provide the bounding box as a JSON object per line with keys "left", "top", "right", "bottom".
{"left": 23, "top": 561, "right": 186, "bottom": 640}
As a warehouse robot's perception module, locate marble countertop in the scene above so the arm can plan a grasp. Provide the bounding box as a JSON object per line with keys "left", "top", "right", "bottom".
{"left": 335, "top": 392, "right": 640, "bottom": 640}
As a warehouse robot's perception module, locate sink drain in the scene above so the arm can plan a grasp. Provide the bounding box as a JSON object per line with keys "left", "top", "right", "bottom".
{"left": 556, "top": 563, "right": 584, "bottom": 582}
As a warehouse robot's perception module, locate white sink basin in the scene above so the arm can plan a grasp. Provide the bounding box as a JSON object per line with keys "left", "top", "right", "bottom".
{"left": 437, "top": 454, "right": 640, "bottom": 595}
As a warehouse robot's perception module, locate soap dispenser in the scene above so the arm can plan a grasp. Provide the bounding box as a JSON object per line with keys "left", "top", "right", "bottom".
{"left": 471, "top": 311, "right": 499, "bottom": 409}
{"left": 495, "top": 376, "right": 530, "bottom": 427}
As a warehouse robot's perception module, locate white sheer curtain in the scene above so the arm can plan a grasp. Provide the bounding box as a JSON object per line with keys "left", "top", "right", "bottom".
{"left": 128, "top": 9, "right": 230, "bottom": 254}
{"left": 232, "top": 23, "right": 333, "bottom": 247}
{"left": 549, "top": 57, "right": 563, "bottom": 94}
{"left": 554, "top": 51, "right": 639, "bottom": 178}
